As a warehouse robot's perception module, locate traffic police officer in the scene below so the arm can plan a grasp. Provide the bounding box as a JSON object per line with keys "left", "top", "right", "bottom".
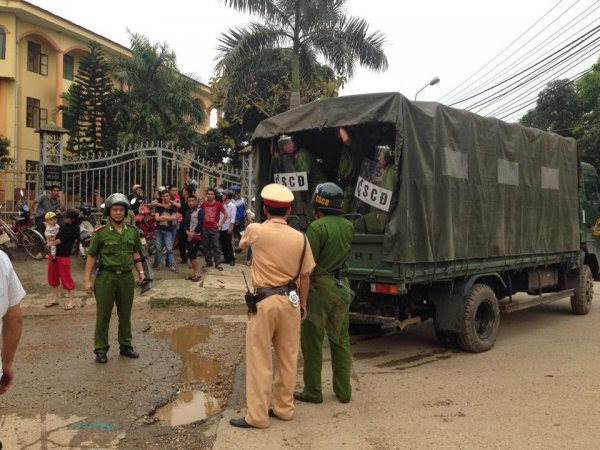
{"left": 230, "top": 183, "right": 316, "bottom": 429}
{"left": 295, "top": 182, "right": 354, "bottom": 404}
{"left": 84, "top": 193, "right": 145, "bottom": 364}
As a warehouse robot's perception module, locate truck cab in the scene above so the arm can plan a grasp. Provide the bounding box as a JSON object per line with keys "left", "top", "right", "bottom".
{"left": 580, "top": 162, "right": 600, "bottom": 278}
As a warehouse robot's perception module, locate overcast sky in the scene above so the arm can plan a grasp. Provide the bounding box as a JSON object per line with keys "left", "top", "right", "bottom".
{"left": 27, "top": 0, "right": 599, "bottom": 121}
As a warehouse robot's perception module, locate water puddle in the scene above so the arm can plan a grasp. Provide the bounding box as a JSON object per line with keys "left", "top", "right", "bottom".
{"left": 154, "top": 325, "right": 222, "bottom": 426}
{"left": 155, "top": 390, "right": 221, "bottom": 426}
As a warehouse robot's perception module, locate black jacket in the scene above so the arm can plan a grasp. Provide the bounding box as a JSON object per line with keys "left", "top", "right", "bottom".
{"left": 55, "top": 223, "right": 79, "bottom": 257}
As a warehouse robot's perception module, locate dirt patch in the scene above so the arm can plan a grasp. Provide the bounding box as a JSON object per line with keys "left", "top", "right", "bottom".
{"left": 2, "top": 251, "right": 247, "bottom": 449}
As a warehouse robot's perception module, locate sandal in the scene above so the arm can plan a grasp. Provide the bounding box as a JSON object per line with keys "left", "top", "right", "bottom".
{"left": 45, "top": 302, "right": 59, "bottom": 308}
{"left": 63, "top": 305, "right": 75, "bottom": 310}
{"left": 185, "top": 274, "right": 196, "bottom": 280}
{"left": 216, "top": 265, "right": 223, "bottom": 271}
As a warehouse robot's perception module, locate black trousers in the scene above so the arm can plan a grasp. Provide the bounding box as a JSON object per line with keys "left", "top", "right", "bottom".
{"left": 219, "top": 230, "right": 234, "bottom": 263}
{"left": 178, "top": 229, "right": 188, "bottom": 263}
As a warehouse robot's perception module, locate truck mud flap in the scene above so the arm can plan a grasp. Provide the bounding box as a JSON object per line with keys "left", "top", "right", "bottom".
{"left": 430, "top": 294, "right": 464, "bottom": 333}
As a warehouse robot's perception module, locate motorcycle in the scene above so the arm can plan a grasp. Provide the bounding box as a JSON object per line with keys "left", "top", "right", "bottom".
{"left": 0, "top": 190, "right": 46, "bottom": 260}
{"left": 77, "top": 205, "right": 99, "bottom": 258}
{"left": 134, "top": 203, "right": 156, "bottom": 256}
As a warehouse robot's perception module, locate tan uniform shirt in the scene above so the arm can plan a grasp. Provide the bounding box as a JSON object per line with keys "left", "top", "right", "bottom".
{"left": 240, "top": 218, "right": 315, "bottom": 288}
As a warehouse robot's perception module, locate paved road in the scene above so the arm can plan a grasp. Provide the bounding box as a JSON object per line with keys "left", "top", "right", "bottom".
{"left": 214, "top": 288, "right": 600, "bottom": 449}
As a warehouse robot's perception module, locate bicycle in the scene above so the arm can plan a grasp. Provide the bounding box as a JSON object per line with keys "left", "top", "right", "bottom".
{"left": 0, "top": 203, "right": 47, "bottom": 260}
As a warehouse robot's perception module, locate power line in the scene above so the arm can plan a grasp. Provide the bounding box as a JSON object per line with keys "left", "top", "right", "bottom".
{"left": 449, "top": 24, "right": 600, "bottom": 107}
{"left": 447, "top": 2, "right": 599, "bottom": 104}
{"left": 497, "top": 68, "right": 592, "bottom": 121}
{"left": 438, "top": 0, "right": 567, "bottom": 102}
{"left": 479, "top": 46, "right": 599, "bottom": 118}
{"left": 483, "top": 45, "right": 598, "bottom": 118}
{"left": 479, "top": 37, "right": 600, "bottom": 117}
{"left": 492, "top": 65, "right": 593, "bottom": 120}
{"left": 463, "top": 31, "right": 600, "bottom": 112}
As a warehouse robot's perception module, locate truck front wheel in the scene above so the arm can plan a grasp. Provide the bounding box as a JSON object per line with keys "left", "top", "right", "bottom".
{"left": 457, "top": 283, "right": 500, "bottom": 353}
{"left": 570, "top": 264, "right": 593, "bottom": 315}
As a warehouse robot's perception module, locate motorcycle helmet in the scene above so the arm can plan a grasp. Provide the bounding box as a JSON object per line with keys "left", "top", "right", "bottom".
{"left": 230, "top": 184, "right": 241, "bottom": 192}
{"left": 132, "top": 184, "right": 142, "bottom": 192}
{"left": 104, "top": 193, "right": 130, "bottom": 216}
{"left": 187, "top": 179, "right": 199, "bottom": 189}
{"left": 44, "top": 211, "right": 57, "bottom": 220}
{"left": 312, "top": 182, "right": 344, "bottom": 215}
{"left": 139, "top": 204, "right": 150, "bottom": 215}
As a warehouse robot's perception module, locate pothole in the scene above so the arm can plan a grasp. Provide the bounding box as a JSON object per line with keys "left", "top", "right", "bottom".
{"left": 154, "top": 390, "right": 221, "bottom": 426}
{"left": 154, "top": 325, "right": 222, "bottom": 426}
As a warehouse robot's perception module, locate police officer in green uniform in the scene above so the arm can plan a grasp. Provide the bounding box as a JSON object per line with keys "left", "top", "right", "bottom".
{"left": 278, "top": 134, "right": 327, "bottom": 227}
{"left": 354, "top": 144, "right": 396, "bottom": 234}
{"left": 84, "top": 193, "right": 145, "bottom": 364}
{"left": 336, "top": 127, "right": 365, "bottom": 214}
{"left": 294, "top": 183, "right": 354, "bottom": 404}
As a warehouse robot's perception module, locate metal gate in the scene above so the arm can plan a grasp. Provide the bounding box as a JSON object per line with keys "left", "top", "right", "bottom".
{"left": 62, "top": 143, "right": 244, "bottom": 208}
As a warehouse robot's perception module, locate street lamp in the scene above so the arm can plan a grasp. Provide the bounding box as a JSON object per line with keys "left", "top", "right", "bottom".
{"left": 414, "top": 76, "right": 440, "bottom": 101}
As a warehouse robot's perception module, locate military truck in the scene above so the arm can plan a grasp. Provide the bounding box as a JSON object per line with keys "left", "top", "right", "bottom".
{"left": 250, "top": 92, "right": 599, "bottom": 353}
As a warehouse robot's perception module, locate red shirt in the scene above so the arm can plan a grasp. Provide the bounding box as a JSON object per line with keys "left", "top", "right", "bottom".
{"left": 201, "top": 201, "right": 226, "bottom": 229}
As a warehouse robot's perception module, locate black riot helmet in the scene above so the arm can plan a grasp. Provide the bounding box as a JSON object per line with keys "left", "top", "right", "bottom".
{"left": 312, "top": 182, "right": 344, "bottom": 215}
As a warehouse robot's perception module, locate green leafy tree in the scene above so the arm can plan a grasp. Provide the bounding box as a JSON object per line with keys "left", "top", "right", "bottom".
{"left": 216, "top": 0, "right": 387, "bottom": 109}
{"left": 520, "top": 79, "right": 581, "bottom": 138}
{"left": 574, "top": 65, "right": 600, "bottom": 168}
{"left": 212, "top": 52, "right": 344, "bottom": 135}
{"left": 60, "top": 41, "right": 117, "bottom": 154}
{"left": 196, "top": 128, "right": 238, "bottom": 164}
{"left": 0, "top": 135, "right": 12, "bottom": 170}
{"left": 113, "top": 33, "right": 205, "bottom": 147}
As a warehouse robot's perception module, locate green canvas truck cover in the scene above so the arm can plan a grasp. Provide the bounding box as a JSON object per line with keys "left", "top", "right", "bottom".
{"left": 252, "top": 92, "right": 580, "bottom": 263}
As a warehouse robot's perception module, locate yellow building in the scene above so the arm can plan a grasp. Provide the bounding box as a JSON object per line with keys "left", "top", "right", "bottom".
{"left": 0, "top": 0, "right": 211, "bottom": 201}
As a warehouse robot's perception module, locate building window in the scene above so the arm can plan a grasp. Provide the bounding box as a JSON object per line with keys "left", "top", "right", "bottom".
{"left": 0, "top": 28, "right": 6, "bottom": 60}
{"left": 27, "top": 41, "right": 48, "bottom": 75}
{"left": 63, "top": 54, "right": 74, "bottom": 80}
{"left": 26, "top": 97, "right": 48, "bottom": 128}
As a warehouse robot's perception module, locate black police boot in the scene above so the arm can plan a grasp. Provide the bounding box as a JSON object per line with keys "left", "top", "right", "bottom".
{"left": 293, "top": 391, "right": 323, "bottom": 403}
{"left": 119, "top": 346, "right": 139, "bottom": 358}
{"left": 229, "top": 417, "right": 257, "bottom": 428}
{"left": 95, "top": 353, "right": 108, "bottom": 364}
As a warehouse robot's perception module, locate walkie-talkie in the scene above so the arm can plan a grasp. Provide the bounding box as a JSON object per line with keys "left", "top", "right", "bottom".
{"left": 242, "top": 272, "right": 257, "bottom": 314}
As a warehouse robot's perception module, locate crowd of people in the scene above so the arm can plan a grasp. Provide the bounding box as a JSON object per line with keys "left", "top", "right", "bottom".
{"left": 131, "top": 181, "right": 254, "bottom": 275}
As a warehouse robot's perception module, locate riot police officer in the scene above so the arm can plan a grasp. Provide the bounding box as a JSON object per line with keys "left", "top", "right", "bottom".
{"left": 277, "top": 134, "right": 327, "bottom": 227}
{"left": 84, "top": 193, "right": 145, "bottom": 364}
{"left": 295, "top": 182, "right": 354, "bottom": 404}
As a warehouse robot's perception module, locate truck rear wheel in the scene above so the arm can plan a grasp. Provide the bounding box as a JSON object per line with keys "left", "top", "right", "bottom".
{"left": 457, "top": 283, "right": 500, "bottom": 353}
{"left": 433, "top": 319, "right": 460, "bottom": 349}
{"left": 570, "top": 264, "right": 593, "bottom": 315}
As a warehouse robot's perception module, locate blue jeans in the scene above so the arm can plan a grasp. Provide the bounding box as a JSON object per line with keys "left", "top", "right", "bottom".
{"left": 155, "top": 229, "right": 174, "bottom": 268}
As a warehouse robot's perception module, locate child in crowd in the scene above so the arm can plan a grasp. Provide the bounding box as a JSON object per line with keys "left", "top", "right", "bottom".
{"left": 45, "top": 209, "right": 79, "bottom": 310}
{"left": 44, "top": 211, "right": 59, "bottom": 260}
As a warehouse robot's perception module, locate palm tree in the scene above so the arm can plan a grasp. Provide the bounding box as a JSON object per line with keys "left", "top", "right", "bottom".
{"left": 112, "top": 33, "right": 205, "bottom": 147}
{"left": 216, "top": 0, "right": 388, "bottom": 109}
